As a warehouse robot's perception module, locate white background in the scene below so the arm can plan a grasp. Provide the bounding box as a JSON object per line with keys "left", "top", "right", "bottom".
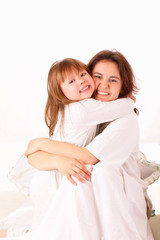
{"left": 0, "top": 0, "right": 160, "bottom": 191}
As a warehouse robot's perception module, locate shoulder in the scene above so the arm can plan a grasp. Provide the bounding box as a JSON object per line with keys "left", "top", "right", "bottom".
{"left": 95, "top": 112, "right": 139, "bottom": 147}
{"left": 66, "top": 98, "right": 97, "bottom": 112}
{"left": 105, "top": 112, "right": 139, "bottom": 132}
{"left": 64, "top": 99, "right": 95, "bottom": 122}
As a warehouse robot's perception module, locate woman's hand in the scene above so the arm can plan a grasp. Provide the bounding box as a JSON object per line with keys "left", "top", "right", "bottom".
{"left": 56, "top": 155, "right": 91, "bottom": 186}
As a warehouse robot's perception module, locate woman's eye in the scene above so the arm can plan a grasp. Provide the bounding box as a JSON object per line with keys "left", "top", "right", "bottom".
{"left": 93, "top": 75, "right": 101, "bottom": 79}
{"left": 110, "top": 79, "right": 117, "bottom": 82}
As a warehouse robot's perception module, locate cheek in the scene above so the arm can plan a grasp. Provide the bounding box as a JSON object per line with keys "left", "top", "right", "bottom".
{"left": 91, "top": 80, "right": 96, "bottom": 89}
{"left": 117, "top": 88, "right": 122, "bottom": 97}
{"left": 91, "top": 77, "right": 96, "bottom": 88}
{"left": 60, "top": 85, "right": 73, "bottom": 98}
{"left": 119, "top": 83, "right": 123, "bottom": 93}
{"left": 115, "top": 84, "right": 122, "bottom": 94}
{"left": 60, "top": 85, "right": 65, "bottom": 95}
{"left": 94, "top": 81, "right": 99, "bottom": 90}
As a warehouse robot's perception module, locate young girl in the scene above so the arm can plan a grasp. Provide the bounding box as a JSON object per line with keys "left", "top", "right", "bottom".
{"left": 19, "top": 50, "right": 154, "bottom": 240}
{"left": 0, "top": 57, "right": 134, "bottom": 238}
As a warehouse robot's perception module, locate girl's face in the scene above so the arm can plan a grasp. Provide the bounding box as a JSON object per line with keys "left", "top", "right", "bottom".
{"left": 92, "top": 60, "right": 122, "bottom": 102}
{"left": 60, "top": 69, "right": 95, "bottom": 101}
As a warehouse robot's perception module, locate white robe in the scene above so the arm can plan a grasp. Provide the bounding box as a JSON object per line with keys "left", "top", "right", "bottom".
{"left": 1, "top": 98, "right": 134, "bottom": 237}
{"left": 2, "top": 112, "right": 154, "bottom": 239}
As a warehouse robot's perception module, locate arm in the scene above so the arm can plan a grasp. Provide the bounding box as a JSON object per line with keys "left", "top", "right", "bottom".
{"left": 26, "top": 113, "right": 138, "bottom": 166}
{"left": 85, "top": 112, "right": 139, "bottom": 165}
{"left": 72, "top": 97, "right": 135, "bottom": 128}
{"left": 25, "top": 98, "right": 134, "bottom": 157}
{"left": 25, "top": 138, "right": 98, "bottom": 165}
{"left": 49, "top": 113, "right": 138, "bottom": 165}
{"left": 28, "top": 151, "right": 91, "bottom": 185}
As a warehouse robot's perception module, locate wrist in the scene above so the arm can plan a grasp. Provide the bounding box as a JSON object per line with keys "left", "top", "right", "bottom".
{"left": 38, "top": 137, "right": 48, "bottom": 152}
{"left": 52, "top": 155, "right": 60, "bottom": 170}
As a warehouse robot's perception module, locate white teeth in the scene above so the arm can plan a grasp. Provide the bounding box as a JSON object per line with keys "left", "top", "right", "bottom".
{"left": 81, "top": 86, "right": 89, "bottom": 92}
{"left": 97, "top": 91, "right": 109, "bottom": 96}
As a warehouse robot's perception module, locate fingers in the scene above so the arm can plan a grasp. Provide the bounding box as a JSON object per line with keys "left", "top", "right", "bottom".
{"left": 76, "top": 168, "right": 91, "bottom": 181}
{"left": 24, "top": 150, "right": 28, "bottom": 157}
{"left": 24, "top": 146, "right": 37, "bottom": 157}
{"left": 67, "top": 165, "right": 91, "bottom": 184}
{"left": 127, "top": 93, "right": 136, "bottom": 102}
{"left": 71, "top": 170, "right": 86, "bottom": 183}
{"left": 72, "top": 166, "right": 90, "bottom": 182}
{"left": 24, "top": 150, "right": 32, "bottom": 157}
{"left": 66, "top": 175, "right": 77, "bottom": 186}
{"left": 63, "top": 159, "right": 92, "bottom": 185}
{"left": 75, "top": 162, "right": 91, "bottom": 179}
{"left": 66, "top": 167, "right": 91, "bottom": 186}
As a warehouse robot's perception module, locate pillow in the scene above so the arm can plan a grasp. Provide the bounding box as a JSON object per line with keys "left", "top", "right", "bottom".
{"left": 138, "top": 152, "right": 160, "bottom": 185}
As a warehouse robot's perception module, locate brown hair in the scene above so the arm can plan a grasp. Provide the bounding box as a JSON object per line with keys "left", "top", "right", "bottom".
{"left": 45, "top": 58, "right": 90, "bottom": 136}
{"left": 88, "top": 49, "right": 139, "bottom": 98}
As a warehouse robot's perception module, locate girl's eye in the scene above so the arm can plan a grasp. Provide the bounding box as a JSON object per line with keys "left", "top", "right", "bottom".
{"left": 81, "top": 72, "right": 87, "bottom": 77}
{"left": 69, "top": 79, "right": 75, "bottom": 84}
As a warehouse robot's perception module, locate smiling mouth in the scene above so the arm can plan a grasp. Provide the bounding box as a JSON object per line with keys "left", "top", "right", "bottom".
{"left": 97, "top": 91, "right": 109, "bottom": 96}
{"left": 80, "top": 85, "right": 89, "bottom": 93}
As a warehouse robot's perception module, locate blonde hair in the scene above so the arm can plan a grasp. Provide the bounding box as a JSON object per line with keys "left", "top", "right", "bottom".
{"left": 45, "top": 58, "right": 90, "bottom": 136}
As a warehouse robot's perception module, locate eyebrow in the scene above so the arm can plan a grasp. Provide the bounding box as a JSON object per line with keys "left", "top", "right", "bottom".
{"left": 93, "top": 72, "right": 103, "bottom": 75}
{"left": 93, "top": 72, "right": 120, "bottom": 80}
{"left": 109, "top": 76, "right": 120, "bottom": 80}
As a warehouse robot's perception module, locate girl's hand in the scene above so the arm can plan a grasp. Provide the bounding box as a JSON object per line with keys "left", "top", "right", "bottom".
{"left": 0, "top": 229, "right": 8, "bottom": 237}
{"left": 25, "top": 138, "right": 42, "bottom": 157}
{"left": 56, "top": 155, "right": 91, "bottom": 186}
{"left": 127, "top": 93, "right": 136, "bottom": 102}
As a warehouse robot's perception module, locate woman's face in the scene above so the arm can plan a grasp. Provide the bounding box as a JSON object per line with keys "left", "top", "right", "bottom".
{"left": 92, "top": 60, "right": 122, "bottom": 102}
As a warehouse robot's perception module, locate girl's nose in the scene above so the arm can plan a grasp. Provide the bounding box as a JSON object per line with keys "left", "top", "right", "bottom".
{"left": 79, "top": 78, "right": 85, "bottom": 85}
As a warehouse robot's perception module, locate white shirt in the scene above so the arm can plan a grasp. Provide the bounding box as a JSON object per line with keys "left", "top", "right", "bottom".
{"left": 86, "top": 112, "right": 144, "bottom": 183}
{"left": 52, "top": 98, "right": 134, "bottom": 147}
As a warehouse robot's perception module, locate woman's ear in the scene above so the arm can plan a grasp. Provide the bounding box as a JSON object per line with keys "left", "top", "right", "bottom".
{"left": 120, "top": 87, "right": 124, "bottom": 95}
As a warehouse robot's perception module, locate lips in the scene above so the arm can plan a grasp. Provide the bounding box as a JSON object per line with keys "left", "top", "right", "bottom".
{"left": 97, "top": 90, "right": 109, "bottom": 96}
{"left": 80, "top": 85, "right": 89, "bottom": 93}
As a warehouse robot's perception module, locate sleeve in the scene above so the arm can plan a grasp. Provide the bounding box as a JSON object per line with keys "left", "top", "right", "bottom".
{"left": 85, "top": 112, "right": 139, "bottom": 166}
{"left": 75, "top": 97, "right": 134, "bottom": 127}
{"left": 7, "top": 155, "right": 37, "bottom": 195}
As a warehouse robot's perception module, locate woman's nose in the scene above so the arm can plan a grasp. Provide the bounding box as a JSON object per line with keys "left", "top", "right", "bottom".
{"left": 100, "top": 79, "right": 109, "bottom": 88}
